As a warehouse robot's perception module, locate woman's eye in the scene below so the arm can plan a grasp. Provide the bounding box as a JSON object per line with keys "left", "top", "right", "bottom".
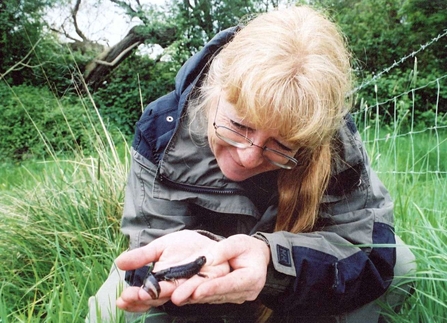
{"left": 230, "top": 120, "right": 250, "bottom": 131}
{"left": 271, "top": 141, "right": 293, "bottom": 152}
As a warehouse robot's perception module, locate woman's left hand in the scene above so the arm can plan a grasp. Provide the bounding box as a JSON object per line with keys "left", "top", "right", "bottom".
{"left": 170, "top": 234, "right": 271, "bottom": 306}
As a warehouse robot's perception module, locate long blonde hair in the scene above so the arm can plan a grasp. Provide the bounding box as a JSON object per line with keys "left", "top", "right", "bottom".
{"left": 190, "top": 5, "right": 352, "bottom": 233}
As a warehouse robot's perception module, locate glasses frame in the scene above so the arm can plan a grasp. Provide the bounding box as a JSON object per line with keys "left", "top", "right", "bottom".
{"left": 212, "top": 96, "right": 298, "bottom": 170}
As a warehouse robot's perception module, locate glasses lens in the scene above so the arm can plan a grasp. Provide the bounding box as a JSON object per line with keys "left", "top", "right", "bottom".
{"left": 263, "top": 148, "right": 297, "bottom": 169}
{"left": 263, "top": 149, "right": 295, "bottom": 168}
{"left": 215, "top": 126, "right": 252, "bottom": 148}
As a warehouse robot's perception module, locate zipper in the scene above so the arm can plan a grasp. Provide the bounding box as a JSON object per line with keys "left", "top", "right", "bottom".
{"left": 158, "top": 174, "right": 246, "bottom": 196}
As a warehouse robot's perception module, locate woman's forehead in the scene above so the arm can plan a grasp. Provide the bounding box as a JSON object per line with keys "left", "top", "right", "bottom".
{"left": 220, "top": 94, "right": 274, "bottom": 124}
{"left": 219, "top": 94, "right": 302, "bottom": 144}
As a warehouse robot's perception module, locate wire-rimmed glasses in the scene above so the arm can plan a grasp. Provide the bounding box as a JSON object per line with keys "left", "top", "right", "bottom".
{"left": 212, "top": 97, "right": 298, "bottom": 170}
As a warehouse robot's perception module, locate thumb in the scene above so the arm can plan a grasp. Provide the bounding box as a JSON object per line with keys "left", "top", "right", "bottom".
{"left": 116, "top": 240, "right": 166, "bottom": 270}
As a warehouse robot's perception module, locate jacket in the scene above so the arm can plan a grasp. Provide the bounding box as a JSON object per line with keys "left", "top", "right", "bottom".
{"left": 121, "top": 27, "right": 396, "bottom": 318}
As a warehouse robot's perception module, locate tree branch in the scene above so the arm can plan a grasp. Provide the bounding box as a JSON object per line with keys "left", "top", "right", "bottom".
{"left": 50, "top": 27, "right": 79, "bottom": 42}
{"left": 71, "top": 0, "right": 89, "bottom": 42}
{"left": 109, "top": 0, "right": 137, "bottom": 14}
{"left": 0, "top": 39, "right": 42, "bottom": 80}
{"left": 93, "top": 42, "right": 141, "bottom": 66}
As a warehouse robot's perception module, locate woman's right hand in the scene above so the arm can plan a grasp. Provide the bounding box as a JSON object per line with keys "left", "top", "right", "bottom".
{"left": 115, "top": 230, "right": 229, "bottom": 312}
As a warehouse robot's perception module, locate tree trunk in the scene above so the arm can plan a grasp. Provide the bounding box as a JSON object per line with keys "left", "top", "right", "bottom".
{"left": 83, "top": 24, "right": 177, "bottom": 90}
{"left": 83, "top": 26, "right": 145, "bottom": 90}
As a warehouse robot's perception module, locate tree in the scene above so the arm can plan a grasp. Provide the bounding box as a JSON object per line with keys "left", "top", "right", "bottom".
{"left": 88, "top": 0, "right": 264, "bottom": 134}
{"left": 312, "top": 0, "right": 407, "bottom": 73}
{"left": 79, "top": 0, "right": 178, "bottom": 89}
{"left": 65, "top": 0, "right": 292, "bottom": 87}
{"left": 0, "top": 0, "right": 56, "bottom": 85}
{"left": 400, "top": 0, "right": 447, "bottom": 71}
{"left": 168, "top": 0, "right": 293, "bottom": 60}
{"left": 295, "top": 0, "right": 447, "bottom": 124}
{"left": 81, "top": 0, "right": 265, "bottom": 86}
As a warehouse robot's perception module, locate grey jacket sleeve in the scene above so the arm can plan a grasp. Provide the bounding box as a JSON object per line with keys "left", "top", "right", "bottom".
{"left": 254, "top": 118, "right": 396, "bottom": 316}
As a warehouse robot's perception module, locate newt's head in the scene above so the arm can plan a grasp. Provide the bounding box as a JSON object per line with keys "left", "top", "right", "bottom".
{"left": 141, "top": 273, "right": 161, "bottom": 299}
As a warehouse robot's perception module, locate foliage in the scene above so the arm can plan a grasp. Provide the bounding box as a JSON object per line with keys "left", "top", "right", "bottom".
{"left": 400, "top": 0, "right": 447, "bottom": 70}
{"left": 0, "top": 1, "right": 446, "bottom": 321}
{"left": 32, "top": 37, "right": 99, "bottom": 96}
{"left": 0, "top": 0, "right": 58, "bottom": 84}
{"left": 91, "top": 0, "right": 270, "bottom": 134}
{"left": 1, "top": 119, "right": 446, "bottom": 321}
{"left": 2, "top": 0, "right": 446, "bottom": 131}
{"left": 85, "top": 0, "right": 270, "bottom": 137}
{"left": 356, "top": 114, "right": 447, "bottom": 323}
{"left": 0, "top": 82, "right": 103, "bottom": 161}
{"left": 319, "top": 0, "right": 407, "bottom": 71}
{"left": 163, "top": 0, "right": 261, "bottom": 62}
{"left": 304, "top": 0, "right": 447, "bottom": 123}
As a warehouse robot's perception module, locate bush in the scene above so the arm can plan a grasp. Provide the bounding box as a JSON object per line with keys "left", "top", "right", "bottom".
{"left": 0, "top": 83, "right": 105, "bottom": 161}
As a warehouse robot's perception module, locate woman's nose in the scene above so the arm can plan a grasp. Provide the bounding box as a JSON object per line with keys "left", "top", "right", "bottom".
{"left": 236, "top": 146, "right": 264, "bottom": 168}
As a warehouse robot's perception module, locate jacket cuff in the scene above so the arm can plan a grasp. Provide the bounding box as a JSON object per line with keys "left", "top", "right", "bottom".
{"left": 259, "top": 261, "right": 294, "bottom": 307}
{"left": 252, "top": 232, "right": 296, "bottom": 277}
{"left": 252, "top": 232, "right": 294, "bottom": 307}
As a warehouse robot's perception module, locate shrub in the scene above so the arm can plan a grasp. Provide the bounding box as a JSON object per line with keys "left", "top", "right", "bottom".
{"left": 0, "top": 83, "right": 104, "bottom": 161}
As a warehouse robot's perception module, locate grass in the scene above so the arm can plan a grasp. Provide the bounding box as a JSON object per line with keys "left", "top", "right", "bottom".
{"left": 0, "top": 96, "right": 446, "bottom": 322}
{"left": 356, "top": 112, "right": 447, "bottom": 322}
{"left": 0, "top": 156, "right": 128, "bottom": 321}
{"left": 0, "top": 91, "right": 130, "bottom": 322}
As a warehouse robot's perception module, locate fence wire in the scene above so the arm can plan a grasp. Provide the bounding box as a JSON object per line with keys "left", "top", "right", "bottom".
{"left": 351, "top": 30, "right": 447, "bottom": 217}
{"left": 351, "top": 27, "right": 447, "bottom": 178}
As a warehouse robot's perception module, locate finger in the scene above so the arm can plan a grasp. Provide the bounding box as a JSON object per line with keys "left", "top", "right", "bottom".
{"left": 116, "top": 250, "right": 155, "bottom": 271}
{"left": 169, "top": 258, "right": 232, "bottom": 306}
{"left": 136, "top": 280, "right": 179, "bottom": 304}
{"left": 119, "top": 286, "right": 152, "bottom": 303}
{"left": 116, "top": 286, "right": 152, "bottom": 312}
{"left": 193, "top": 269, "right": 264, "bottom": 302}
{"left": 116, "top": 230, "right": 208, "bottom": 271}
{"left": 169, "top": 275, "right": 205, "bottom": 305}
{"left": 117, "top": 282, "right": 176, "bottom": 311}
{"left": 203, "top": 236, "right": 247, "bottom": 267}
{"left": 116, "top": 240, "right": 166, "bottom": 270}
{"left": 116, "top": 297, "right": 155, "bottom": 313}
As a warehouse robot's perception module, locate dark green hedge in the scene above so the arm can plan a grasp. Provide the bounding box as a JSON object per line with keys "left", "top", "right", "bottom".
{"left": 0, "top": 83, "right": 102, "bottom": 161}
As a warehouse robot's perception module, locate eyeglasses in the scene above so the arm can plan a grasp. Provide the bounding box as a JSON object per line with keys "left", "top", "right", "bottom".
{"left": 212, "top": 96, "right": 298, "bottom": 170}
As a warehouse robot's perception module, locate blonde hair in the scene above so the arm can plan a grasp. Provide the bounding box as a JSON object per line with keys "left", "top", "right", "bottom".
{"left": 189, "top": 5, "right": 352, "bottom": 233}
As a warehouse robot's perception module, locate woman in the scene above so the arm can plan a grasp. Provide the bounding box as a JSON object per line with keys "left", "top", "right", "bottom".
{"left": 88, "top": 5, "right": 415, "bottom": 323}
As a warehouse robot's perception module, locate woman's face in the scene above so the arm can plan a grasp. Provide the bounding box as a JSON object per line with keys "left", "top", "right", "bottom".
{"left": 207, "top": 95, "right": 298, "bottom": 182}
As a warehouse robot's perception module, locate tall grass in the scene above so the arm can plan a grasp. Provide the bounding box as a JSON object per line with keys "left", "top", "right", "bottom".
{"left": 0, "top": 92, "right": 129, "bottom": 322}
{"left": 355, "top": 106, "right": 447, "bottom": 322}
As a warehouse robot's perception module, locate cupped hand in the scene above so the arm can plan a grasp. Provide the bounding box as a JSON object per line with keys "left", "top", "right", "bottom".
{"left": 170, "top": 234, "right": 270, "bottom": 306}
{"left": 115, "top": 230, "right": 228, "bottom": 312}
{"left": 115, "top": 231, "right": 271, "bottom": 312}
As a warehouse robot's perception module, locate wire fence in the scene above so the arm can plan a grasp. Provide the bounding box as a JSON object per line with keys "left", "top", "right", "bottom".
{"left": 351, "top": 30, "right": 447, "bottom": 218}
{"left": 356, "top": 74, "right": 447, "bottom": 175}
{"left": 350, "top": 28, "right": 447, "bottom": 95}
{"left": 351, "top": 30, "right": 447, "bottom": 177}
